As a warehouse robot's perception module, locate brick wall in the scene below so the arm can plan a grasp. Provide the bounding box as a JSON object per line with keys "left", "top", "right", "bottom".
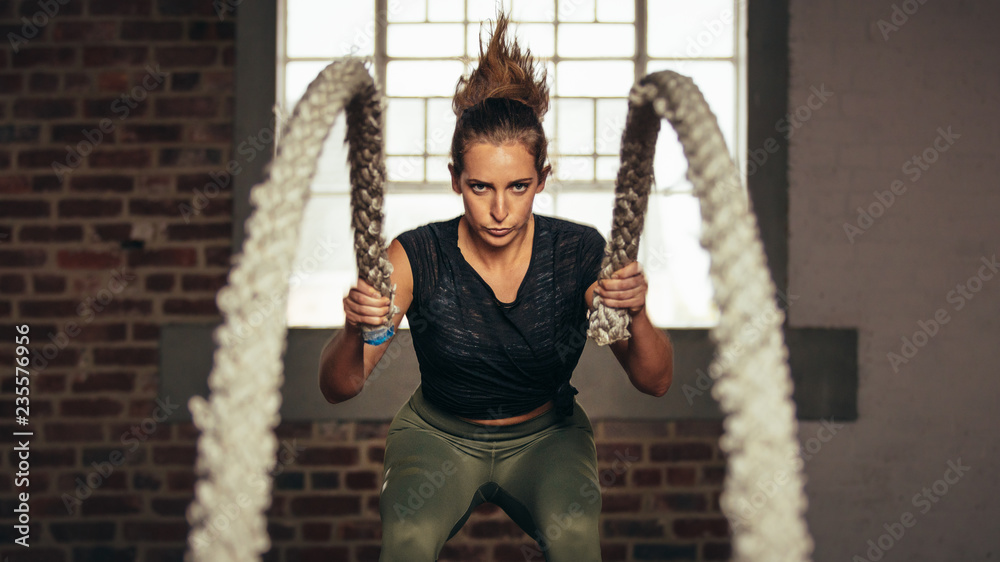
{"left": 0, "top": 1, "right": 730, "bottom": 560}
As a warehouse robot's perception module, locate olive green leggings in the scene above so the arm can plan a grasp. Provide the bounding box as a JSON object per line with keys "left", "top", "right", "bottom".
{"left": 379, "top": 385, "right": 603, "bottom": 561}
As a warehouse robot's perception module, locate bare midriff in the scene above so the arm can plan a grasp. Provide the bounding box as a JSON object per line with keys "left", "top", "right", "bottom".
{"left": 458, "top": 399, "right": 554, "bottom": 426}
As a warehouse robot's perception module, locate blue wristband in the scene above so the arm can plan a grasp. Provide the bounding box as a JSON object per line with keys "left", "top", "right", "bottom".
{"left": 362, "top": 324, "right": 394, "bottom": 346}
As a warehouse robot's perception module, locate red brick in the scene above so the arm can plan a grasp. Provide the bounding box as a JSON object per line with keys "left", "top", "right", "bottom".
{"left": 50, "top": 124, "right": 117, "bottom": 144}
{"left": 650, "top": 442, "right": 714, "bottom": 462}
{"left": 82, "top": 494, "right": 144, "bottom": 516}
{"left": 84, "top": 97, "right": 148, "bottom": 119}
{"left": 9, "top": 448, "right": 75, "bottom": 467}
{"left": 631, "top": 467, "right": 663, "bottom": 487}
{"left": 0, "top": 123, "right": 41, "bottom": 142}
{"left": 52, "top": 21, "right": 117, "bottom": 42}
{"left": 298, "top": 446, "right": 359, "bottom": 466}
{"left": 188, "top": 122, "right": 232, "bottom": 143}
{"left": 84, "top": 46, "right": 149, "bottom": 68}
{"left": 204, "top": 245, "right": 232, "bottom": 266}
{"left": 675, "top": 420, "right": 725, "bottom": 437}
{"left": 600, "top": 493, "right": 642, "bottom": 513}
{"left": 169, "top": 223, "right": 231, "bottom": 241}
{"left": 301, "top": 522, "right": 332, "bottom": 541}
{"left": 36, "top": 375, "right": 64, "bottom": 393}
{"left": 0, "top": 249, "right": 46, "bottom": 267}
{"left": 89, "top": 149, "right": 152, "bottom": 168}
{"left": 17, "top": 149, "right": 67, "bottom": 168}
{"left": 289, "top": 496, "right": 361, "bottom": 516}
{"left": 144, "top": 273, "right": 175, "bottom": 291}
{"left": 71, "top": 372, "right": 136, "bottom": 392}
{"left": 132, "top": 323, "right": 160, "bottom": 341}
{"left": 160, "top": 148, "right": 222, "bottom": 167}
{"left": 596, "top": 442, "right": 643, "bottom": 463}
{"left": 123, "top": 521, "right": 188, "bottom": 541}
{"left": 189, "top": 21, "right": 235, "bottom": 41}
{"left": 120, "top": 124, "right": 182, "bottom": 142}
{"left": 653, "top": 492, "right": 708, "bottom": 512}
{"left": 64, "top": 72, "right": 91, "bottom": 91}
{"left": 163, "top": 298, "right": 218, "bottom": 315}
{"left": 74, "top": 323, "right": 129, "bottom": 343}
{"left": 13, "top": 98, "right": 76, "bottom": 118}
{"left": 0, "top": 72, "right": 22, "bottom": 93}
{"left": 44, "top": 422, "right": 106, "bottom": 442}
{"left": 50, "top": 521, "right": 116, "bottom": 542}
{"left": 33, "top": 175, "right": 62, "bottom": 192}
{"left": 32, "top": 274, "right": 65, "bottom": 293}
{"left": 672, "top": 517, "right": 730, "bottom": 539}
{"left": 284, "top": 547, "right": 350, "bottom": 562}
{"left": 90, "top": 0, "right": 152, "bottom": 15}
{"left": 344, "top": 471, "right": 378, "bottom": 490}
{"left": 58, "top": 470, "right": 127, "bottom": 492}
{"left": 337, "top": 520, "right": 381, "bottom": 540}
{"left": 177, "top": 172, "right": 231, "bottom": 192}
{"left": 180, "top": 273, "right": 228, "bottom": 291}
{"left": 602, "top": 518, "right": 665, "bottom": 538}
{"left": 171, "top": 71, "right": 200, "bottom": 91}
{"left": 155, "top": 96, "right": 218, "bottom": 118}
{"left": 11, "top": 47, "right": 77, "bottom": 68}
{"left": 121, "top": 20, "right": 182, "bottom": 40}
{"left": 702, "top": 464, "right": 726, "bottom": 485}
{"left": 167, "top": 470, "right": 195, "bottom": 492}
{"left": 28, "top": 72, "right": 59, "bottom": 92}
{"left": 94, "top": 223, "right": 133, "bottom": 241}
{"left": 0, "top": 199, "right": 49, "bottom": 218}
{"left": 222, "top": 46, "right": 235, "bottom": 66}
{"left": 0, "top": 175, "right": 30, "bottom": 193}
{"left": 158, "top": 0, "right": 220, "bottom": 16}
{"left": 19, "top": 225, "right": 82, "bottom": 241}
{"left": 56, "top": 249, "right": 122, "bottom": 269}
{"left": 70, "top": 175, "right": 134, "bottom": 192}
{"left": 704, "top": 542, "right": 732, "bottom": 560}
{"left": 0, "top": 274, "right": 25, "bottom": 293}
{"left": 130, "top": 197, "right": 228, "bottom": 217}
{"left": 468, "top": 520, "right": 522, "bottom": 539}
{"left": 60, "top": 397, "right": 124, "bottom": 417}
{"left": 92, "top": 347, "right": 158, "bottom": 366}
{"left": 127, "top": 248, "right": 197, "bottom": 267}
{"left": 152, "top": 445, "right": 196, "bottom": 465}
{"left": 97, "top": 71, "right": 129, "bottom": 92}
{"left": 155, "top": 46, "right": 217, "bottom": 68}
{"left": 57, "top": 198, "right": 122, "bottom": 218}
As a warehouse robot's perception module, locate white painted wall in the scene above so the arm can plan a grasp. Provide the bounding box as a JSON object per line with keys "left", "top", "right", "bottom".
{"left": 788, "top": 1, "right": 999, "bottom": 560}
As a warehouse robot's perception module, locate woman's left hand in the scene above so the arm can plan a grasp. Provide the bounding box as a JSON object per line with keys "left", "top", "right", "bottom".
{"left": 595, "top": 261, "right": 648, "bottom": 317}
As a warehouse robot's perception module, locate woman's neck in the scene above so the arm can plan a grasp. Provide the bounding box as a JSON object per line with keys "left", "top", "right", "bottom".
{"left": 458, "top": 214, "right": 534, "bottom": 271}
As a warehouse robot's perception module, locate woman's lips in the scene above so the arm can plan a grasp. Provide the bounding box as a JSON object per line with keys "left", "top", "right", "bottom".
{"left": 487, "top": 228, "right": 511, "bottom": 236}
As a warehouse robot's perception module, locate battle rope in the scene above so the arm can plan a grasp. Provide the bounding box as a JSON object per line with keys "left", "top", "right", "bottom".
{"left": 184, "top": 60, "right": 813, "bottom": 562}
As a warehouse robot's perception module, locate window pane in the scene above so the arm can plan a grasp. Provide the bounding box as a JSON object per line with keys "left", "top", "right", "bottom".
{"left": 557, "top": 61, "right": 633, "bottom": 97}
{"left": 284, "top": 60, "right": 333, "bottom": 109}
{"left": 427, "top": 98, "right": 456, "bottom": 155}
{"left": 516, "top": 23, "right": 555, "bottom": 57}
{"left": 469, "top": 0, "right": 511, "bottom": 21}
{"left": 388, "top": 23, "right": 465, "bottom": 57}
{"left": 555, "top": 156, "right": 594, "bottom": 180}
{"left": 287, "top": 0, "right": 372, "bottom": 57}
{"left": 646, "top": 60, "right": 736, "bottom": 154}
{"left": 426, "top": 156, "right": 453, "bottom": 181}
{"left": 387, "top": 156, "right": 425, "bottom": 181}
{"left": 595, "top": 98, "right": 627, "bottom": 155}
{"left": 553, "top": 192, "right": 613, "bottom": 237}
{"left": 512, "top": 0, "right": 554, "bottom": 21}
{"left": 428, "top": 0, "right": 463, "bottom": 21}
{"left": 388, "top": 0, "right": 426, "bottom": 22}
{"left": 313, "top": 115, "right": 351, "bottom": 193}
{"left": 556, "top": 98, "right": 594, "bottom": 155}
{"left": 384, "top": 193, "right": 465, "bottom": 240}
{"left": 596, "top": 155, "right": 619, "bottom": 180}
{"left": 386, "top": 60, "right": 465, "bottom": 96}
{"left": 647, "top": 0, "right": 735, "bottom": 58}
{"left": 558, "top": 24, "right": 634, "bottom": 58}
{"left": 558, "top": 0, "right": 595, "bottom": 22}
{"left": 597, "top": 0, "right": 634, "bottom": 22}
{"left": 386, "top": 98, "right": 425, "bottom": 154}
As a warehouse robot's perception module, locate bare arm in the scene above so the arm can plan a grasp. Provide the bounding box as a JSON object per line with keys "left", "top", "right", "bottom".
{"left": 318, "top": 238, "right": 413, "bottom": 404}
{"left": 585, "top": 261, "right": 673, "bottom": 397}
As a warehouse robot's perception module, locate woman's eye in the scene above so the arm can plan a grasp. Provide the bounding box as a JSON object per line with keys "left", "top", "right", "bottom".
{"left": 513, "top": 183, "right": 529, "bottom": 191}
{"left": 470, "top": 184, "right": 487, "bottom": 192}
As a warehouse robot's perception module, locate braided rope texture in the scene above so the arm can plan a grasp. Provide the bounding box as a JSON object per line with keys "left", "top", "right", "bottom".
{"left": 624, "top": 71, "right": 813, "bottom": 561}
{"left": 184, "top": 59, "right": 394, "bottom": 562}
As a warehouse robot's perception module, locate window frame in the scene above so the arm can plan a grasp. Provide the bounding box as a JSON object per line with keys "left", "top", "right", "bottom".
{"left": 158, "top": 0, "right": 857, "bottom": 423}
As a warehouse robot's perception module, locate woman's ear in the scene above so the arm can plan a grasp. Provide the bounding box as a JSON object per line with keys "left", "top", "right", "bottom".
{"left": 449, "top": 163, "right": 461, "bottom": 195}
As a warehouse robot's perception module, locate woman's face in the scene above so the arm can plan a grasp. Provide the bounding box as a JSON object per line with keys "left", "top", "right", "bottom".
{"left": 450, "top": 141, "right": 545, "bottom": 249}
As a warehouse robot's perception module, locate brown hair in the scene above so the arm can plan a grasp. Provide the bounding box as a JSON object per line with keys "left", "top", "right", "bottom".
{"left": 450, "top": 12, "right": 551, "bottom": 182}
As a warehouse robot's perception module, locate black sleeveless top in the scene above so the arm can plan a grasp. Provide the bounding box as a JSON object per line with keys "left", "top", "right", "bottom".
{"left": 396, "top": 213, "right": 606, "bottom": 419}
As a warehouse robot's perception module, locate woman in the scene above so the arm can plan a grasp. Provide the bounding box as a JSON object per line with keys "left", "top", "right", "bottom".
{"left": 319, "top": 13, "right": 673, "bottom": 561}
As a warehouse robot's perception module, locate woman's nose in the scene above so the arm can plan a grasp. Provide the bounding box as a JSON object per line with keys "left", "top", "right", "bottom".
{"left": 491, "top": 193, "right": 507, "bottom": 221}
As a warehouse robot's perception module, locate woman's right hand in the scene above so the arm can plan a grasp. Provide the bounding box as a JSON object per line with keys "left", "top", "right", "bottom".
{"left": 343, "top": 278, "right": 391, "bottom": 332}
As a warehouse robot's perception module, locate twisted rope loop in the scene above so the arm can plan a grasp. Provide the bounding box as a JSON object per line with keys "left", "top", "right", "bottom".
{"left": 593, "top": 70, "right": 814, "bottom": 561}
{"left": 183, "top": 59, "right": 395, "bottom": 562}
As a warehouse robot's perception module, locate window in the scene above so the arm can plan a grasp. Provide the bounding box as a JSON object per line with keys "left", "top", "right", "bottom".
{"left": 278, "top": 0, "right": 747, "bottom": 329}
